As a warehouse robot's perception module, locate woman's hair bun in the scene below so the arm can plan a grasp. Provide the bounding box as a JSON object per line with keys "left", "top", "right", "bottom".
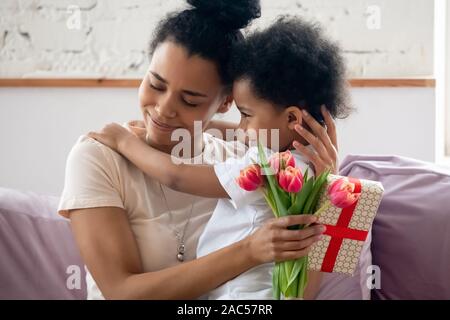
{"left": 187, "top": 0, "right": 261, "bottom": 30}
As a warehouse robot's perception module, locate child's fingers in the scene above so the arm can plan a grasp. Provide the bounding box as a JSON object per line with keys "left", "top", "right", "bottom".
{"left": 276, "top": 224, "right": 325, "bottom": 241}
{"left": 272, "top": 214, "right": 318, "bottom": 229}
{"left": 277, "top": 247, "right": 312, "bottom": 261}
{"left": 292, "top": 140, "right": 327, "bottom": 174}
{"left": 321, "top": 105, "right": 338, "bottom": 151}
{"left": 87, "top": 131, "right": 106, "bottom": 144}
{"left": 294, "top": 124, "right": 332, "bottom": 166}
{"left": 87, "top": 131, "right": 98, "bottom": 139}
{"left": 302, "top": 108, "right": 338, "bottom": 163}
{"left": 277, "top": 235, "right": 323, "bottom": 251}
{"left": 301, "top": 109, "right": 329, "bottom": 143}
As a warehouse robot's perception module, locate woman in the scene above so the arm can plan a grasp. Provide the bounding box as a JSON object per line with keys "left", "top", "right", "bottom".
{"left": 58, "top": 0, "right": 339, "bottom": 299}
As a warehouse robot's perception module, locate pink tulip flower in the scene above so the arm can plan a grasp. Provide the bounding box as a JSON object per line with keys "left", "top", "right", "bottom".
{"left": 278, "top": 166, "right": 303, "bottom": 193}
{"left": 236, "top": 164, "right": 264, "bottom": 191}
{"left": 268, "top": 150, "right": 296, "bottom": 174}
{"left": 328, "top": 177, "right": 361, "bottom": 208}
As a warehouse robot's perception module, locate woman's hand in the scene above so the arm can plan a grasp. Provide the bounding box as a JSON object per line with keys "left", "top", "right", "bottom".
{"left": 245, "top": 215, "right": 325, "bottom": 264}
{"left": 88, "top": 123, "right": 136, "bottom": 153}
{"left": 292, "top": 105, "right": 339, "bottom": 175}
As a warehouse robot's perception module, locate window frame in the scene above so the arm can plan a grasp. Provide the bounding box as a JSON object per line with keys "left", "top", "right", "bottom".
{"left": 446, "top": 0, "right": 450, "bottom": 157}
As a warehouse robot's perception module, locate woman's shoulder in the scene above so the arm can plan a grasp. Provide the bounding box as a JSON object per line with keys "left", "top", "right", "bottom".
{"left": 68, "top": 135, "right": 124, "bottom": 169}
{"left": 70, "top": 135, "right": 112, "bottom": 156}
{"left": 59, "top": 135, "right": 125, "bottom": 218}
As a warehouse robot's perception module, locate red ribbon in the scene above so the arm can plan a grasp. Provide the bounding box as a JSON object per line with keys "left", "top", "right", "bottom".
{"left": 320, "top": 177, "right": 367, "bottom": 273}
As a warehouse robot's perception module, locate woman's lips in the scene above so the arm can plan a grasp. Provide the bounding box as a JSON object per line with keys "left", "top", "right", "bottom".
{"left": 146, "top": 112, "right": 179, "bottom": 132}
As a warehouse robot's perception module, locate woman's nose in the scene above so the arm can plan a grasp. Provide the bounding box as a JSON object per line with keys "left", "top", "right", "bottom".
{"left": 155, "top": 95, "right": 177, "bottom": 118}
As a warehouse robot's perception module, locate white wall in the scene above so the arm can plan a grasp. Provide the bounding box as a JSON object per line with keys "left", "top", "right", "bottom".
{"left": 337, "top": 88, "right": 435, "bottom": 162}
{"left": 0, "top": 87, "right": 436, "bottom": 196}
{"left": 0, "top": 0, "right": 441, "bottom": 195}
{"left": 0, "top": 87, "right": 140, "bottom": 195}
{"left": 0, "top": 0, "right": 434, "bottom": 78}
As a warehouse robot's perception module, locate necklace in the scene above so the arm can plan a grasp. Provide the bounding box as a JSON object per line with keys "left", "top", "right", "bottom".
{"left": 158, "top": 183, "right": 195, "bottom": 262}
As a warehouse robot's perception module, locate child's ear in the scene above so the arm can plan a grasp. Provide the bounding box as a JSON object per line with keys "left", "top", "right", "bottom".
{"left": 285, "top": 106, "right": 303, "bottom": 130}
{"left": 217, "top": 95, "right": 234, "bottom": 114}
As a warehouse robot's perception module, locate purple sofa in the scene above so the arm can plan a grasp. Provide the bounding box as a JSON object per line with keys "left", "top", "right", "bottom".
{"left": 339, "top": 155, "right": 450, "bottom": 300}
{"left": 0, "top": 188, "right": 87, "bottom": 299}
{"left": 1, "top": 154, "right": 449, "bottom": 299}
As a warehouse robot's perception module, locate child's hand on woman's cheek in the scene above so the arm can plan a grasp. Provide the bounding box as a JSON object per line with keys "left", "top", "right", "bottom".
{"left": 292, "top": 105, "right": 339, "bottom": 175}
{"left": 88, "top": 122, "right": 135, "bottom": 153}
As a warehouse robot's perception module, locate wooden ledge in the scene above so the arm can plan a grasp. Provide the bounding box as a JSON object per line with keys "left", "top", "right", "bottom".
{"left": 349, "top": 78, "right": 435, "bottom": 88}
{"left": 0, "top": 78, "right": 436, "bottom": 88}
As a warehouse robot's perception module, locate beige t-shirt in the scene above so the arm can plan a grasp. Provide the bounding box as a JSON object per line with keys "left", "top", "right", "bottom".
{"left": 58, "top": 132, "right": 245, "bottom": 299}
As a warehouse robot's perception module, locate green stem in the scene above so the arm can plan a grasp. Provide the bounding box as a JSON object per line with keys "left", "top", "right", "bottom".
{"left": 263, "top": 192, "right": 278, "bottom": 218}
{"left": 297, "top": 256, "right": 309, "bottom": 299}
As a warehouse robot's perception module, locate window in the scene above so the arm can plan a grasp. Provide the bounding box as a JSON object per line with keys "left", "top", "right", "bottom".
{"left": 436, "top": 0, "right": 450, "bottom": 162}
{"left": 445, "top": 1, "right": 450, "bottom": 157}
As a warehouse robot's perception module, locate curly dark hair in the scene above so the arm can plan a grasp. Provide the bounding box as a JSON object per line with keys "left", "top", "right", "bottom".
{"left": 231, "top": 16, "right": 352, "bottom": 123}
{"left": 149, "top": 0, "right": 261, "bottom": 90}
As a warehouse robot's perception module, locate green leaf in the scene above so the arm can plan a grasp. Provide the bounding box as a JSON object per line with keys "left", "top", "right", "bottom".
{"left": 303, "top": 170, "right": 330, "bottom": 213}
{"left": 263, "top": 192, "right": 278, "bottom": 218}
{"left": 272, "top": 263, "right": 281, "bottom": 300}
{"left": 283, "top": 261, "right": 292, "bottom": 287}
{"left": 310, "top": 181, "right": 328, "bottom": 213}
{"left": 279, "top": 262, "right": 288, "bottom": 294}
{"left": 258, "top": 143, "right": 288, "bottom": 217}
{"left": 278, "top": 189, "right": 291, "bottom": 211}
{"left": 297, "top": 256, "right": 309, "bottom": 299}
{"left": 285, "top": 274, "right": 298, "bottom": 298}
{"left": 286, "top": 257, "right": 305, "bottom": 289}
{"left": 290, "top": 193, "right": 296, "bottom": 206}
{"left": 287, "top": 178, "right": 314, "bottom": 215}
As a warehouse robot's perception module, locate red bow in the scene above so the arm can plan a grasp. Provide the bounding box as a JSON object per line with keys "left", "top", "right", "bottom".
{"left": 320, "top": 177, "right": 368, "bottom": 273}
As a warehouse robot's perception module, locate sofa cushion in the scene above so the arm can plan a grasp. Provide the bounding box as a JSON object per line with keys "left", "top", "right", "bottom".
{"left": 1, "top": 184, "right": 372, "bottom": 300}
{"left": 339, "top": 155, "right": 450, "bottom": 300}
{"left": 0, "top": 187, "right": 86, "bottom": 299}
{"left": 3, "top": 152, "right": 449, "bottom": 300}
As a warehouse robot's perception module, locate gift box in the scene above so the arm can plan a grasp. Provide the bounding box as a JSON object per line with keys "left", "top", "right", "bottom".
{"left": 308, "top": 174, "right": 384, "bottom": 275}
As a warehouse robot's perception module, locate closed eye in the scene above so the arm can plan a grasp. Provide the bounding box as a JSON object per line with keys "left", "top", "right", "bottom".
{"left": 183, "top": 100, "right": 199, "bottom": 107}
{"left": 240, "top": 111, "right": 251, "bottom": 118}
{"left": 149, "top": 82, "right": 164, "bottom": 91}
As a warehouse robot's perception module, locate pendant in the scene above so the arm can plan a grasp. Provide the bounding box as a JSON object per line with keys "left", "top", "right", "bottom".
{"left": 177, "top": 244, "right": 185, "bottom": 262}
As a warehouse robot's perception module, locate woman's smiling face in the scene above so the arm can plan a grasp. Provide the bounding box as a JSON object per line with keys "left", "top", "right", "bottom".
{"left": 139, "top": 41, "right": 231, "bottom": 153}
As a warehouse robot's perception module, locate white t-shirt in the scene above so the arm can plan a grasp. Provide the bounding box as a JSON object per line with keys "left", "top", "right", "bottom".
{"left": 197, "top": 146, "right": 313, "bottom": 299}
{"left": 58, "top": 132, "right": 246, "bottom": 300}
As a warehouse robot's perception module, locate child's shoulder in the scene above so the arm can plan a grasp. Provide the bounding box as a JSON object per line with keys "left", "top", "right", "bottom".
{"left": 202, "top": 132, "right": 248, "bottom": 164}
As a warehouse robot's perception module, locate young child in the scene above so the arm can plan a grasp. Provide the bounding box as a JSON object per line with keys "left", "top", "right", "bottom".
{"left": 88, "top": 16, "right": 350, "bottom": 299}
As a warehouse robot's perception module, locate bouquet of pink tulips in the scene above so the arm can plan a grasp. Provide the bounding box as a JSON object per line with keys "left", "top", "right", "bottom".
{"left": 236, "top": 144, "right": 361, "bottom": 299}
